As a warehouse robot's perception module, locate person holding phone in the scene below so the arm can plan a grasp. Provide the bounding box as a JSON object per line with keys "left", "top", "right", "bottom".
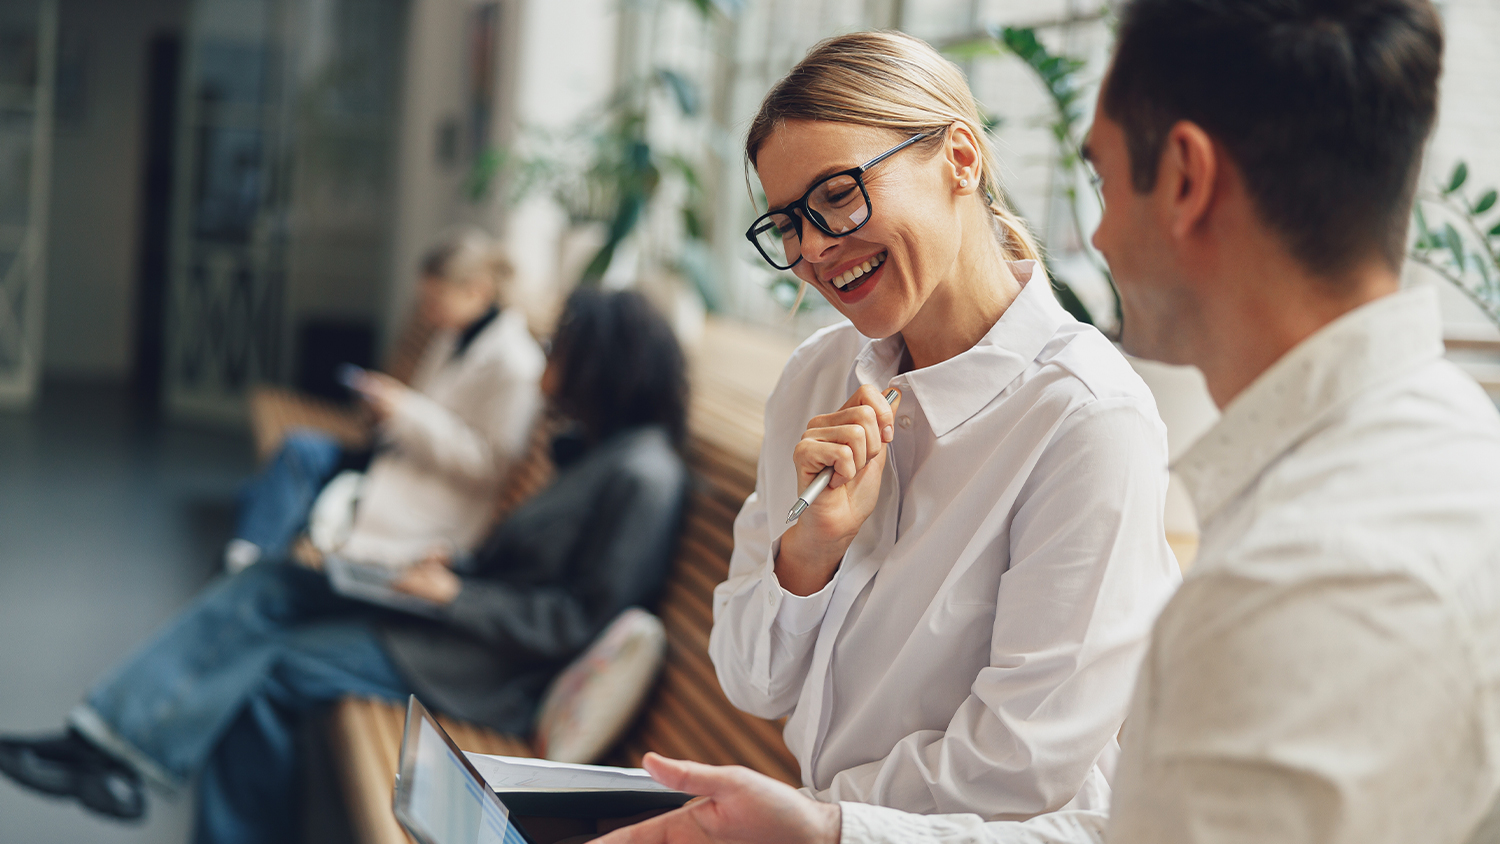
{"left": 709, "top": 31, "right": 1180, "bottom": 820}
{"left": 226, "top": 229, "right": 545, "bottom": 571}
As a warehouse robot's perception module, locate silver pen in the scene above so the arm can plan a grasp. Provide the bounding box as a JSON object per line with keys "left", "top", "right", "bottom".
{"left": 786, "top": 388, "right": 900, "bottom": 524}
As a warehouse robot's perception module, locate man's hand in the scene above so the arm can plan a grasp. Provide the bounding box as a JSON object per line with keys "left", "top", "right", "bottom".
{"left": 594, "top": 754, "right": 841, "bottom": 844}
{"left": 391, "top": 559, "right": 462, "bottom": 605}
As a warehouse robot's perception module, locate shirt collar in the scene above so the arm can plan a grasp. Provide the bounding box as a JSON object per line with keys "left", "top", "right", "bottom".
{"left": 851, "top": 260, "right": 1070, "bottom": 438}
{"left": 1174, "top": 285, "right": 1446, "bottom": 525}
{"left": 452, "top": 306, "right": 501, "bottom": 360}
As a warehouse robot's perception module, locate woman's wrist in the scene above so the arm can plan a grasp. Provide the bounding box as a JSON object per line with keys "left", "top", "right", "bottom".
{"left": 774, "top": 522, "right": 854, "bottom": 596}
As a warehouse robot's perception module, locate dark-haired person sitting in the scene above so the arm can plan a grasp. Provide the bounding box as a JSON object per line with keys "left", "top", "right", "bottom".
{"left": 593, "top": 1, "right": 1500, "bottom": 843}
{"left": 0, "top": 288, "right": 691, "bottom": 844}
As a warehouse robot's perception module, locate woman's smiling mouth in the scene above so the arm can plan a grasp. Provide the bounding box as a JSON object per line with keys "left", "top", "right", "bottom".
{"left": 831, "top": 251, "right": 887, "bottom": 291}
{"left": 825, "top": 251, "right": 888, "bottom": 304}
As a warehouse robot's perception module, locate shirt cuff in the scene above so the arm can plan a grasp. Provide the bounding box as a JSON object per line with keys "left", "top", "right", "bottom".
{"left": 841, "top": 802, "right": 954, "bottom": 844}
{"left": 761, "top": 541, "right": 839, "bottom": 636}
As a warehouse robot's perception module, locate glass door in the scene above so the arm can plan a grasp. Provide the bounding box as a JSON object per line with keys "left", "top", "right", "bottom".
{"left": 0, "top": 0, "right": 56, "bottom": 408}
{"left": 164, "top": 0, "right": 292, "bottom": 421}
{"left": 164, "top": 0, "right": 406, "bottom": 423}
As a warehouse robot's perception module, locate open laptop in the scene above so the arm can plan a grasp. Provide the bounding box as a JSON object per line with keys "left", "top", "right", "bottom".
{"left": 394, "top": 696, "right": 536, "bottom": 844}
{"left": 326, "top": 555, "right": 444, "bottom": 618}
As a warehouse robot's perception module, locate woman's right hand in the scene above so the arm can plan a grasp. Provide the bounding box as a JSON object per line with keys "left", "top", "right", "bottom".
{"left": 775, "top": 385, "right": 899, "bottom": 596}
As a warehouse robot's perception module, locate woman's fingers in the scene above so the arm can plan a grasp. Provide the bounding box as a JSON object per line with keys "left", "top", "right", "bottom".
{"left": 841, "top": 384, "right": 899, "bottom": 445}
{"left": 794, "top": 437, "right": 859, "bottom": 486}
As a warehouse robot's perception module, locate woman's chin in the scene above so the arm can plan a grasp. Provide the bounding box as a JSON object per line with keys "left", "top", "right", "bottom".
{"left": 842, "top": 305, "right": 906, "bottom": 340}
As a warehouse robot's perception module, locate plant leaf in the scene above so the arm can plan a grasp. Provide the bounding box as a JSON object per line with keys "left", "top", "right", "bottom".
{"left": 1050, "top": 277, "right": 1094, "bottom": 325}
{"left": 1445, "top": 223, "right": 1466, "bottom": 271}
{"left": 655, "top": 68, "right": 700, "bottom": 116}
{"left": 1447, "top": 162, "right": 1469, "bottom": 195}
{"left": 1490, "top": 221, "right": 1500, "bottom": 240}
{"left": 1475, "top": 190, "right": 1498, "bottom": 215}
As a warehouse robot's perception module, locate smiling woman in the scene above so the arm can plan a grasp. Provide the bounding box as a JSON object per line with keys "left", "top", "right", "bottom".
{"left": 709, "top": 30, "right": 1182, "bottom": 821}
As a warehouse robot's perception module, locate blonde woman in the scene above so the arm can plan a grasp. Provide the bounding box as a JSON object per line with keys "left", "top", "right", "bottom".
{"left": 709, "top": 32, "right": 1179, "bottom": 820}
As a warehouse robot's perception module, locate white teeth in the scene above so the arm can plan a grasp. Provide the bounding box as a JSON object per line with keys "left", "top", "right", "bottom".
{"left": 834, "top": 252, "right": 886, "bottom": 291}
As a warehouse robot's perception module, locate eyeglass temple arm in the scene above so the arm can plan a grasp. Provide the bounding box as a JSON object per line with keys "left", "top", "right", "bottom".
{"left": 856, "top": 127, "right": 946, "bottom": 173}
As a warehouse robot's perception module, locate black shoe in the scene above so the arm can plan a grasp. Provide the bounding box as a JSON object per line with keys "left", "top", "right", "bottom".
{"left": 0, "top": 730, "right": 146, "bottom": 821}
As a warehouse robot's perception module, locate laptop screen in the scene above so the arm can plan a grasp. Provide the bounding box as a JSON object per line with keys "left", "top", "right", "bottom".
{"left": 396, "top": 702, "right": 530, "bottom": 844}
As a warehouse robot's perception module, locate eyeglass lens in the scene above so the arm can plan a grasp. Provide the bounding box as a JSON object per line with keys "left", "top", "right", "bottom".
{"left": 751, "top": 173, "right": 870, "bottom": 269}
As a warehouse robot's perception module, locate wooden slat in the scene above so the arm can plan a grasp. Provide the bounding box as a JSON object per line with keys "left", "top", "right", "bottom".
{"left": 327, "top": 698, "right": 413, "bottom": 844}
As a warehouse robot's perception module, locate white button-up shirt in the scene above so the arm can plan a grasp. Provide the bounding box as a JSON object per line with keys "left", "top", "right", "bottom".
{"left": 841, "top": 286, "right": 1500, "bottom": 843}
{"left": 711, "top": 262, "right": 1181, "bottom": 819}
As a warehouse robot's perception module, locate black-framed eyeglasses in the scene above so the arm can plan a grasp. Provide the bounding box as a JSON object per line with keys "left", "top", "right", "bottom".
{"left": 745, "top": 128, "right": 943, "bottom": 271}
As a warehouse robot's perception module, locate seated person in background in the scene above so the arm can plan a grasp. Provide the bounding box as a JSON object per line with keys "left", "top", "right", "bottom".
{"left": 597, "top": 1, "right": 1500, "bottom": 843}
{"left": 226, "top": 228, "right": 546, "bottom": 571}
{"left": 0, "top": 287, "right": 691, "bottom": 844}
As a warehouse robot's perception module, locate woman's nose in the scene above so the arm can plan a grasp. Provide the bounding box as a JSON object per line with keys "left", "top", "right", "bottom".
{"left": 799, "top": 225, "right": 840, "bottom": 265}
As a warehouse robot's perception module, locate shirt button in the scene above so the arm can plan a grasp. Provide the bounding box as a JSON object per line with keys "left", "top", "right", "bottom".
{"left": 766, "top": 592, "right": 776, "bottom": 606}
{"left": 899, "top": 416, "right": 912, "bottom": 429}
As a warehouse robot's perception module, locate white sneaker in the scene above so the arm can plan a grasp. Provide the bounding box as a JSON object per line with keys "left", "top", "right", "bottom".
{"left": 224, "top": 539, "right": 262, "bottom": 574}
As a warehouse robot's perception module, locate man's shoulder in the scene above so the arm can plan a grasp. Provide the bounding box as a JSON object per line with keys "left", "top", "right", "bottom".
{"left": 1211, "top": 357, "right": 1500, "bottom": 589}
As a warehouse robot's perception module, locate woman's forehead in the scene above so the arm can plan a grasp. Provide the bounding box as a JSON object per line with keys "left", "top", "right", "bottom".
{"left": 757, "top": 120, "right": 907, "bottom": 206}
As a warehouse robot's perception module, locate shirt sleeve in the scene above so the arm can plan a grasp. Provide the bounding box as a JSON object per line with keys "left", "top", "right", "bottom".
{"left": 708, "top": 431, "right": 841, "bottom": 720}
{"left": 841, "top": 803, "right": 1107, "bottom": 844}
{"left": 813, "top": 398, "right": 1179, "bottom": 816}
{"left": 382, "top": 357, "right": 540, "bottom": 489}
{"left": 1106, "top": 560, "right": 1490, "bottom": 844}
{"left": 442, "top": 462, "right": 682, "bottom": 660}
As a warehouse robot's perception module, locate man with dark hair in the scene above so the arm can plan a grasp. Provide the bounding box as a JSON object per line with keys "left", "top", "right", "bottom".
{"left": 592, "top": 1, "right": 1500, "bottom": 842}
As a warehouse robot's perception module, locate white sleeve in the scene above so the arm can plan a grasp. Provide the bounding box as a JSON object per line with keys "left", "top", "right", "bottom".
{"left": 841, "top": 803, "right": 1106, "bottom": 844}
{"left": 813, "top": 399, "right": 1179, "bottom": 816}
{"left": 382, "top": 359, "right": 540, "bottom": 488}
{"left": 708, "top": 432, "right": 840, "bottom": 720}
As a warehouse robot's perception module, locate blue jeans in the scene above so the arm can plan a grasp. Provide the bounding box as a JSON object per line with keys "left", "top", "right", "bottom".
{"left": 72, "top": 562, "right": 411, "bottom": 844}
{"left": 234, "top": 431, "right": 344, "bottom": 558}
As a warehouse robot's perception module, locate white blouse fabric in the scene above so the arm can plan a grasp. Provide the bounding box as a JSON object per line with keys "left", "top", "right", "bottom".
{"left": 709, "top": 262, "right": 1181, "bottom": 819}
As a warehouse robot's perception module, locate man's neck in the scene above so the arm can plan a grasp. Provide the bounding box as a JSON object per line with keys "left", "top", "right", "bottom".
{"left": 1192, "top": 255, "right": 1401, "bottom": 409}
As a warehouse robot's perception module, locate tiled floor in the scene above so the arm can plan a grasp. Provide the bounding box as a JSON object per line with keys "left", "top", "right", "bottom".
{"left": 0, "top": 380, "right": 255, "bottom": 844}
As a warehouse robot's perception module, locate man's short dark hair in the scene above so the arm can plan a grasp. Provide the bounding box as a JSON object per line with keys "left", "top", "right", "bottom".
{"left": 1103, "top": 0, "right": 1443, "bottom": 275}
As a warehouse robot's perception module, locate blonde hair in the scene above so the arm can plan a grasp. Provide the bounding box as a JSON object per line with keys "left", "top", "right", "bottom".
{"left": 422, "top": 228, "right": 515, "bottom": 304}
{"left": 747, "top": 30, "right": 1042, "bottom": 285}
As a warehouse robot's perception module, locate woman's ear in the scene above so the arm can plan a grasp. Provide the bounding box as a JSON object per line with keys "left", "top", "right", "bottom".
{"left": 945, "top": 122, "right": 983, "bottom": 196}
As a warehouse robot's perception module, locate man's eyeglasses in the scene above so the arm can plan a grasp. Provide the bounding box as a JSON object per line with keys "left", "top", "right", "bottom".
{"left": 745, "top": 129, "right": 943, "bottom": 271}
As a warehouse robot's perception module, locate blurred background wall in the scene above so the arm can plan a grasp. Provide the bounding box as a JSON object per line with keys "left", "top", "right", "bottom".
{"left": 0, "top": 0, "right": 1496, "bottom": 422}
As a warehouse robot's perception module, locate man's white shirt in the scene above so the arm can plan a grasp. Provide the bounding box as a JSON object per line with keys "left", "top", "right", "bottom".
{"left": 842, "top": 286, "right": 1500, "bottom": 843}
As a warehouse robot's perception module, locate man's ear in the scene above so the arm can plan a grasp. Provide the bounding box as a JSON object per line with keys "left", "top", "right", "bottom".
{"left": 1158, "top": 120, "right": 1218, "bottom": 240}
